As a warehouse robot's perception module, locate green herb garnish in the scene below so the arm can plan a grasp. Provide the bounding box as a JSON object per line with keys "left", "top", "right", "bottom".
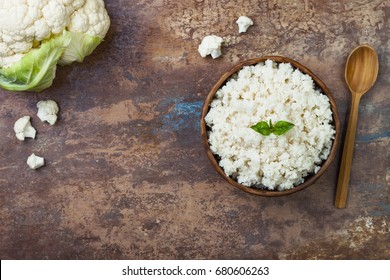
{"left": 251, "top": 119, "right": 294, "bottom": 136}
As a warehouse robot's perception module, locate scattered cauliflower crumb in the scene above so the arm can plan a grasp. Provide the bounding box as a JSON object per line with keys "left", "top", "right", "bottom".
{"left": 236, "top": 16, "right": 254, "bottom": 33}
{"left": 37, "top": 100, "right": 59, "bottom": 125}
{"left": 27, "top": 153, "right": 45, "bottom": 170}
{"left": 14, "top": 116, "right": 36, "bottom": 141}
{"left": 198, "top": 35, "right": 224, "bottom": 59}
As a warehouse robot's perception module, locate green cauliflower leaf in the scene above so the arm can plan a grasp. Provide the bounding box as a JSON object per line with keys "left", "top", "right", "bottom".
{"left": 0, "top": 32, "right": 71, "bottom": 92}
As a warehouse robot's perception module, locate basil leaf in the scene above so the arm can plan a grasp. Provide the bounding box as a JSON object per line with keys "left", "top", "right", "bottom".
{"left": 251, "top": 120, "right": 294, "bottom": 136}
{"left": 251, "top": 121, "right": 271, "bottom": 136}
{"left": 272, "top": 121, "right": 294, "bottom": 135}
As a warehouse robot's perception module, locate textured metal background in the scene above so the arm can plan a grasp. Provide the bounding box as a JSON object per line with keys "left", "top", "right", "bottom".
{"left": 0, "top": 0, "right": 389, "bottom": 259}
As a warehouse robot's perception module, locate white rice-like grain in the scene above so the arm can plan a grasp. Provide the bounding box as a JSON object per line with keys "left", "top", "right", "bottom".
{"left": 205, "top": 60, "right": 335, "bottom": 191}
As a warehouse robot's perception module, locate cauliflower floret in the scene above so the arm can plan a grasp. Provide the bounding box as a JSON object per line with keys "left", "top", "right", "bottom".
{"left": 42, "top": 1, "right": 70, "bottom": 34}
{"left": 198, "top": 35, "right": 224, "bottom": 59}
{"left": 0, "top": 42, "right": 12, "bottom": 57}
{"left": 27, "top": 153, "right": 45, "bottom": 169}
{"left": 33, "top": 19, "right": 51, "bottom": 41}
{"left": 67, "top": 0, "right": 110, "bottom": 38}
{"left": 13, "top": 116, "right": 36, "bottom": 141}
{"left": 236, "top": 16, "right": 254, "bottom": 33}
{"left": 0, "top": 53, "right": 24, "bottom": 68}
{"left": 37, "top": 100, "right": 59, "bottom": 125}
{"left": 0, "top": 0, "right": 47, "bottom": 56}
{"left": 59, "top": 0, "right": 85, "bottom": 9}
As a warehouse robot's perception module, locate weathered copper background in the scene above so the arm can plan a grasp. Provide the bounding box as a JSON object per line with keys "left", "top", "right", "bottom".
{"left": 0, "top": 0, "right": 389, "bottom": 259}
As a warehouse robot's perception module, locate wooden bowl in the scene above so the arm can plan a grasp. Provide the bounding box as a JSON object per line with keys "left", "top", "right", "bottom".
{"left": 200, "top": 56, "right": 340, "bottom": 196}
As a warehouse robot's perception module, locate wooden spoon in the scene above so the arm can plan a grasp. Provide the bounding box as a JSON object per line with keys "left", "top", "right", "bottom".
{"left": 335, "top": 45, "right": 379, "bottom": 208}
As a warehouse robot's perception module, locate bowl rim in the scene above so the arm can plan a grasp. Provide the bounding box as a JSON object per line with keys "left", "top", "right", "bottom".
{"left": 200, "top": 56, "right": 340, "bottom": 197}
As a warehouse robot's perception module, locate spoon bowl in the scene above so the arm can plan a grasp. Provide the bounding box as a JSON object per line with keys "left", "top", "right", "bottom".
{"left": 335, "top": 45, "right": 379, "bottom": 208}
{"left": 345, "top": 45, "right": 379, "bottom": 95}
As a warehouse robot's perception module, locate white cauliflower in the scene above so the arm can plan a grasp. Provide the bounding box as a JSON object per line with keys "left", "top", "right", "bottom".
{"left": 236, "top": 16, "right": 253, "bottom": 33}
{"left": 13, "top": 116, "right": 36, "bottom": 141}
{"left": 27, "top": 153, "right": 45, "bottom": 170}
{"left": 37, "top": 100, "right": 59, "bottom": 125}
{"left": 198, "top": 35, "right": 224, "bottom": 59}
{"left": 0, "top": 0, "right": 110, "bottom": 91}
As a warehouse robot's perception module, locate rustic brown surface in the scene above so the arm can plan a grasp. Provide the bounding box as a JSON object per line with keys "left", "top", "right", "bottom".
{"left": 0, "top": 0, "right": 389, "bottom": 259}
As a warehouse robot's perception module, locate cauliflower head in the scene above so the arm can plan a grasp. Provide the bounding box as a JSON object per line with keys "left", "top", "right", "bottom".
{"left": 0, "top": 0, "right": 110, "bottom": 91}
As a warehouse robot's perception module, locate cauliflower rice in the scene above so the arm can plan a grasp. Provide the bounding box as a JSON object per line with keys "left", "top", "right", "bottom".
{"left": 205, "top": 60, "right": 336, "bottom": 191}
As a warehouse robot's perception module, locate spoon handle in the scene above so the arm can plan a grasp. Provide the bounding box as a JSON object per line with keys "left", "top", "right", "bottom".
{"left": 335, "top": 93, "right": 362, "bottom": 208}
